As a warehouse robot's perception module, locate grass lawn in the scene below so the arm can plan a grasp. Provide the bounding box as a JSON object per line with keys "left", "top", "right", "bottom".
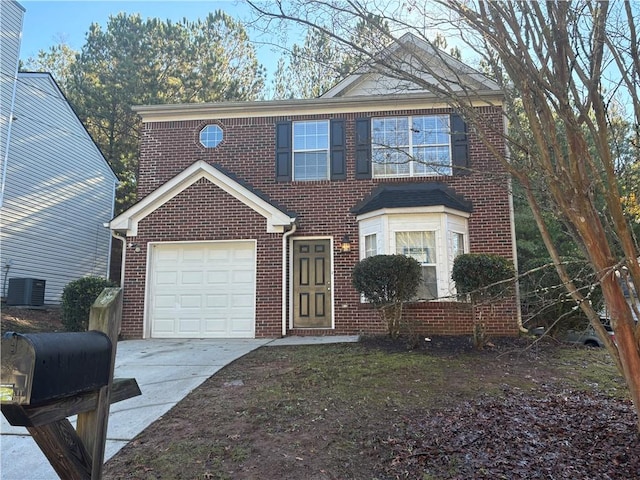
{"left": 2, "top": 309, "right": 636, "bottom": 479}
{"left": 102, "top": 337, "right": 639, "bottom": 480}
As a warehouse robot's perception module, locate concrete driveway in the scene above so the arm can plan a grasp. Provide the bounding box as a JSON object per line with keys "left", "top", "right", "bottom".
{"left": 1, "top": 338, "right": 270, "bottom": 480}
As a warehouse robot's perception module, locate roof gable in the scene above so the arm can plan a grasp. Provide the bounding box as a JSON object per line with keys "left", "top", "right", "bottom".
{"left": 110, "top": 160, "right": 296, "bottom": 235}
{"left": 322, "top": 32, "right": 501, "bottom": 98}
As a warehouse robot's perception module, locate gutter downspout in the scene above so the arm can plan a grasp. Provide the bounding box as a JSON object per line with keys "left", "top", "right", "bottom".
{"left": 282, "top": 223, "right": 297, "bottom": 337}
{"left": 504, "top": 117, "right": 526, "bottom": 333}
{"left": 508, "top": 177, "right": 526, "bottom": 333}
{"left": 109, "top": 228, "right": 127, "bottom": 288}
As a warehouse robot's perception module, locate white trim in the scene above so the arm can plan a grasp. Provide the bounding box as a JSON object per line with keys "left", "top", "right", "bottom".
{"left": 133, "top": 94, "right": 503, "bottom": 123}
{"left": 110, "top": 160, "right": 295, "bottom": 236}
{"left": 288, "top": 236, "right": 335, "bottom": 330}
{"left": 356, "top": 205, "right": 471, "bottom": 222}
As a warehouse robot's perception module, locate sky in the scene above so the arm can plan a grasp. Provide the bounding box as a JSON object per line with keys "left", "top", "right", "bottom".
{"left": 18, "top": 0, "right": 288, "bottom": 75}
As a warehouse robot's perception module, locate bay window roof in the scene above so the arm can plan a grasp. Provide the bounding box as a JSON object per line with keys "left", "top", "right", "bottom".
{"left": 351, "top": 182, "right": 472, "bottom": 216}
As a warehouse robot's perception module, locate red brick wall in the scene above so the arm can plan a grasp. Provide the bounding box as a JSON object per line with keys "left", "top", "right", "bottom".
{"left": 121, "top": 106, "right": 519, "bottom": 338}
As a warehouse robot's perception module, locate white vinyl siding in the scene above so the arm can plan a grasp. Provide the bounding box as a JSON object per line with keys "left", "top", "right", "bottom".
{"left": 0, "top": 1, "right": 24, "bottom": 194}
{"left": 0, "top": 73, "right": 117, "bottom": 303}
{"left": 148, "top": 242, "right": 256, "bottom": 338}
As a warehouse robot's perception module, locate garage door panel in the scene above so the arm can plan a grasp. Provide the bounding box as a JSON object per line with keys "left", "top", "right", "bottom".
{"left": 154, "top": 295, "right": 176, "bottom": 308}
{"left": 207, "top": 271, "right": 230, "bottom": 284}
{"left": 208, "top": 249, "right": 232, "bottom": 262}
{"left": 231, "top": 293, "right": 253, "bottom": 307}
{"left": 182, "top": 249, "right": 205, "bottom": 262}
{"left": 232, "top": 269, "right": 254, "bottom": 283}
{"left": 149, "top": 242, "right": 256, "bottom": 338}
{"left": 156, "top": 249, "right": 179, "bottom": 262}
{"left": 203, "top": 321, "right": 227, "bottom": 334}
{"left": 181, "top": 271, "right": 203, "bottom": 284}
{"left": 206, "top": 294, "right": 229, "bottom": 307}
{"left": 156, "top": 271, "right": 178, "bottom": 285}
{"left": 233, "top": 246, "right": 254, "bottom": 260}
{"left": 179, "top": 295, "right": 202, "bottom": 308}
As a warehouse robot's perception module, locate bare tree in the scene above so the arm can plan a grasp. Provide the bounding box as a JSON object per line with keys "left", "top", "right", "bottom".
{"left": 248, "top": 0, "right": 640, "bottom": 430}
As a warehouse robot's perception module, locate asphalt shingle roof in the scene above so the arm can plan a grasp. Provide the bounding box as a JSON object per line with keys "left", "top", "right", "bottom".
{"left": 351, "top": 182, "right": 472, "bottom": 215}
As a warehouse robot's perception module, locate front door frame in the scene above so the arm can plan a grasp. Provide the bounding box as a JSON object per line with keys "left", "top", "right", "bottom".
{"left": 289, "top": 236, "right": 335, "bottom": 330}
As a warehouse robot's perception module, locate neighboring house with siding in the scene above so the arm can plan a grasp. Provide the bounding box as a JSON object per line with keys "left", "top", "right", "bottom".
{"left": 0, "top": 0, "right": 118, "bottom": 304}
{"left": 110, "top": 33, "right": 520, "bottom": 339}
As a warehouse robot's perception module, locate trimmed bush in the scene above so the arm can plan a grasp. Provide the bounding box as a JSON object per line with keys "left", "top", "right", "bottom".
{"left": 352, "top": 254, "right": 422, "bottom": 338}
{"left": 61, "top": 276, "right": 116, "bottom": 331}
{"left": 452, "top": 253, "right": 515, "bottom": 302}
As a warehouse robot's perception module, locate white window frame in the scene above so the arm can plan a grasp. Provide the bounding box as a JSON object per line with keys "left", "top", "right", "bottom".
{"left": 395, "top": 231, "right": 438, "bottom": 300}
{"left": 371, "top": 115, "right": 452, "bottom": 178}
{"left": 199, "top": 124, "right": 224, "bottom": 148}
{"left": 292, "top": 120, "right": 330, "bottom": 181}
{"left": 364, "top": 233, "right": 378, "bottom": 258}
{"left": 357, "top": 207, "right": 470, "bottom": 301}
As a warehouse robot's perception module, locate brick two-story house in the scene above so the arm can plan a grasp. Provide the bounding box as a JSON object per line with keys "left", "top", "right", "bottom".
{"left": 110, "top": 34, "right": 520, "bottom": 339}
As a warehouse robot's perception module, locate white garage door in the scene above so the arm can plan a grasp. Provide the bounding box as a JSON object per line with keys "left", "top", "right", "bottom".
{"left": 148, "top": 242, "right": 256, "bottom": 338}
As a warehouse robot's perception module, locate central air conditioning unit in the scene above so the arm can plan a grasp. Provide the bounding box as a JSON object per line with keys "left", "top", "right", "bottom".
{"left": 7, "top": 278, "right": 46, "bottom": 306}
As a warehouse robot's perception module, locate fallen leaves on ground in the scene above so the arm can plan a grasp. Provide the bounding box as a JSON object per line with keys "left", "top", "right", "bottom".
{"left": 381, "top": 385, "right": 639, "bottom": 479}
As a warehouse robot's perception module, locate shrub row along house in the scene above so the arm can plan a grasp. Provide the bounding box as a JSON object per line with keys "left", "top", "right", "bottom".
{"left": 110, "top": 33, "right": 520, "bottom": 339}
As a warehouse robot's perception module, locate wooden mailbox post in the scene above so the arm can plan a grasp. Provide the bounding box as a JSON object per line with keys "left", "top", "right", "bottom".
{"left": 1, "top": 288, "right": 141, "bottom": 479}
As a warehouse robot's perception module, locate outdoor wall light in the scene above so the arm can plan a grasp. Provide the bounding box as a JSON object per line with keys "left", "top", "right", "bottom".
{"left": 340, "top": 235, "right": 352, "bottom": 253}
{"left": 128, "top": 242, "right": 141, "bottom": 253}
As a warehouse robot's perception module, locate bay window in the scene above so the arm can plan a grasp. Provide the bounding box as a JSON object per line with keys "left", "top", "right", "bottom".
{"left": 357, "top": 209, "right": 470, "bottom": 301}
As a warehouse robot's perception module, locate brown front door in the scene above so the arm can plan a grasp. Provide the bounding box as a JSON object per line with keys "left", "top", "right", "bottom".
{"left": 293, "top": 239, "right": 332, "bottom": 328}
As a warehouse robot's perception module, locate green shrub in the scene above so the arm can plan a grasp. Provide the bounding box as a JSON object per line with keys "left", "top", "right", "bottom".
{"left": 352, "top": 255, "right": 422, "bottom": 338}
{"left": 61, "top": 276, "right": 116, "bottom": 331}
{"left": 452, "top": 254, "right": 515, "bottom": 349}
{"left": 452, "top": 253, "right": 515, "bottom": 303}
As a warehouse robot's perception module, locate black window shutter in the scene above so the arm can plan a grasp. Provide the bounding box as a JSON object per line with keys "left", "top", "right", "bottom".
{"left": 275, "top": 121, "right": 292, "bottom": 182}
{"left": 451, "top": 113, "right": 469, "bottom": 175}
{"left": 330, "top": 119, "right": 346, "bottom": 180}
{"left": 355, "top": 118, "right": 372, "bottom": 179}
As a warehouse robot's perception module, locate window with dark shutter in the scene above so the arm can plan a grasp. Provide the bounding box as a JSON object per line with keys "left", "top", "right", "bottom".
{"left": 355, "top": 118, "right": 372, "bottom": 179}
{"left": 450, "top": 113, "right": 470, "bottom": 175}
{"left": 275, "top": 121, "right": 292, "bottom": 182}
{"left": 330, "top": 119, "right": 346, "bottom": 180}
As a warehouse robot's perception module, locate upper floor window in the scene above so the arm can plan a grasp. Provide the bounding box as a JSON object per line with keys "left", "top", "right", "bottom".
{"left": 199, "top": 124, "right": 223, "bottom": 148}
{"left": 276, "top": 119, "right": 346, "bottom": 182}
{"left": 293, "top": 121, "right": 329, "bottom": 181}
{"left": 372, "top": 115, "right": 451, "bottom": 178}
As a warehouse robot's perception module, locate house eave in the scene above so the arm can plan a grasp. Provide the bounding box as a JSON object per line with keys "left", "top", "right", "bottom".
{"left": 109, "top": 160, "right": 296, "bottom": 236}
{"left": 133, "top": 92, "right": 504, "bottom": 123}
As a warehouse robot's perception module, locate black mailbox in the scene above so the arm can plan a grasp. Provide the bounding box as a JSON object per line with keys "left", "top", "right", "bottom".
{"left": 1, "top": 331, "right": 112, "bottom": 406}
